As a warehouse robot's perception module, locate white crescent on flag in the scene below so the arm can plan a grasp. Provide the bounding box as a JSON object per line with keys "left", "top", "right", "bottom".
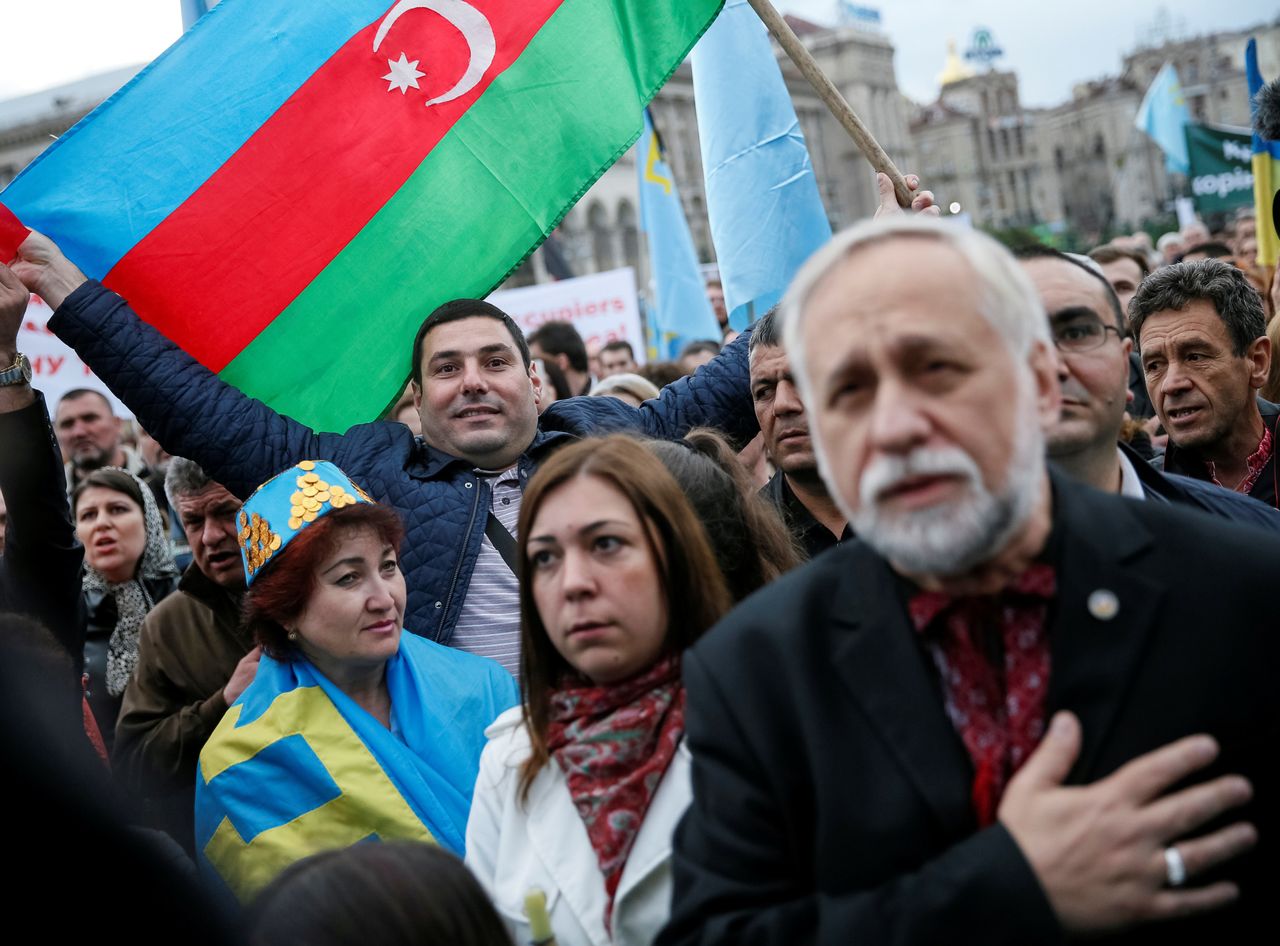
{"left": 373, "top": 0, "right": 497, "bottom": 107}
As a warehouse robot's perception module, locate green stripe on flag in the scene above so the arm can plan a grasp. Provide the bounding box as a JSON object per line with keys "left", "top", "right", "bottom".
{"left": 220, "top": 0, "right": 724, "bottom": 431}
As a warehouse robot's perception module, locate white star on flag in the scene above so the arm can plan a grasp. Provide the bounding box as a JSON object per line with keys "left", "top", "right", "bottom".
{"left": 382, "top": 53, "right": 425, "bottom": 94}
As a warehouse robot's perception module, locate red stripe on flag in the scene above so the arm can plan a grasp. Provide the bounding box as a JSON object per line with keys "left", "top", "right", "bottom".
{"left": 0, "top": 203, "right": 28, "bottom": 264}
{"left": 104, "top": 0, "right": 564, "bottom": 371}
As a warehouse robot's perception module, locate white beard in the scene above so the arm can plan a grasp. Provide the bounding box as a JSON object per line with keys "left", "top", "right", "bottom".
{"left": 825, "top": 402, "right": 1045, "bottom": 577}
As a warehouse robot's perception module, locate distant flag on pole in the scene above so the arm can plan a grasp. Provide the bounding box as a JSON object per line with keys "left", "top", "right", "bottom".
{"left": 1246, "top": 39, "right": 1280, "bottom": 268}
{"left": 0, "top": 0, "right": 725, "bottom": 432}
{"left": 1135, "top": 62, "right": 1191, "bottom": 175}
{"left": 180, "top": 0, "right": 221, "bottom": 32}
{"left": 638, "top": 110, "right": 721, "bottom": 360}
{"left": 691, "top": 0, "right": 831, "bottom": 331}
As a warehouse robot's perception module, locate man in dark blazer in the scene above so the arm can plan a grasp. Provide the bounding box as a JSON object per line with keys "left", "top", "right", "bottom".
{"left": 660, "top": 217, "right": 1272, "bottom": 946}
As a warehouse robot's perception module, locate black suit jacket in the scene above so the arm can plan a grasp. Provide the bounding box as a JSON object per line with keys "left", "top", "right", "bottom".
{"left": 660, "top": 476, "right": 1276, "bottom": 945}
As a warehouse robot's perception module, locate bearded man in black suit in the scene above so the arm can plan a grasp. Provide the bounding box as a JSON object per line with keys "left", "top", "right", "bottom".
{"left": 659, "top": 216, "right": 1273, "bottom": 946}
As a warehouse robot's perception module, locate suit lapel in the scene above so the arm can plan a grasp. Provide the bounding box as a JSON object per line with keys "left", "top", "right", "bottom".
{"left": 1045, "top": 477, "right": 1164, "bottom": 781}
{"left": 831, "top": 544, "right": 975, "bottom": 836}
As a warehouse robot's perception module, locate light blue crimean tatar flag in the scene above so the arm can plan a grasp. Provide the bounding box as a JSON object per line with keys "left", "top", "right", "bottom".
{"left": 1135, "top": 62, "right": 1191, "bottom": 175}
{"left": 692, "top": 0, "right": 831, "bottom": 330}
{"left": 638, "top": 110, "right": 722, "bottom": 360}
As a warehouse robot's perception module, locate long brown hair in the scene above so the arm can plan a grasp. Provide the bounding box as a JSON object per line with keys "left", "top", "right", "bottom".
{"left": 646, "top": 428, "right": 803, "bottom": 598}
{"left": 516, "top": 435, "right": 732, "bottom": 801}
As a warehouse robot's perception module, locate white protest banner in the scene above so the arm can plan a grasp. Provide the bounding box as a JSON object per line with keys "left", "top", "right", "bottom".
{"left": 19, "top": 295, "right": 133, "bottom": 418}
{"left": 489, "top": 267, "right": 645, "bottom": 364}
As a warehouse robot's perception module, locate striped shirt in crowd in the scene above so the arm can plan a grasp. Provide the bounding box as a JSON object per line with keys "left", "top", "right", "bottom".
{"left": 449, "top": 466, "right": 522, "bottom": 677}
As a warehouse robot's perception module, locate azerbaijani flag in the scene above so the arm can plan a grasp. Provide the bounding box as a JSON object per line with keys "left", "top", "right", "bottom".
{"left": 1246, "top": 38, "right": 1280, "bottom": 268}
{"left": 0, "top": 0, "right": 724, "bottom": 430}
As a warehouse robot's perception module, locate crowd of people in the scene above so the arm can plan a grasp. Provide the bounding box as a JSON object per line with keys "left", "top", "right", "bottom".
{"left": 0, "top": 160, "right": 1276, "bottom": 945}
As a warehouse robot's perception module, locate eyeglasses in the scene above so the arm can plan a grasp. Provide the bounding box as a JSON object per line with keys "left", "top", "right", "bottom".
{"left": 1051, "top": 319, "right": 1124, "bottom": 353}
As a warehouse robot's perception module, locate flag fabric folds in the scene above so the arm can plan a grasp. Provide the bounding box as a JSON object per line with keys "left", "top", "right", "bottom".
{"left": 1, "top": 0, "right": 725, "bottom": 431}
{"left": 1135, "top": 62, "right": 1191, "bottom": 175}
{"left": 1246, "top": 39, "right": 1280, "bottom": 268}
{"left": 195, "top": 631, "right": 517, "bottom": 901}
{"left": 691, "top": 0, "right": 831, "bottom": 330}
{"left": 638, "top": 111, "right": 722, "bottom": 360}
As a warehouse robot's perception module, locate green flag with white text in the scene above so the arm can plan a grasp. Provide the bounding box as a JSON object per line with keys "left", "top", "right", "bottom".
{"left": 1186, "top": 122, "right": 1254, "bottom": 214}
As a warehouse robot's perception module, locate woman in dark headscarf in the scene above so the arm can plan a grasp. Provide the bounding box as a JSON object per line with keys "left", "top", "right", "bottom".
{"left": 73, "top": 467, "right": 178, "bottom": 749}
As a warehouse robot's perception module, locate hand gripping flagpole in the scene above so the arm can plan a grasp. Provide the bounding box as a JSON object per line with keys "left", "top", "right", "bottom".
{"left": 745, "top": 0, "right": 913, "bottom": 208}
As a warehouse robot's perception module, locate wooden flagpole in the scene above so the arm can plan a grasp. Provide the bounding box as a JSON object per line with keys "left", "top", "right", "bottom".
{"left": 745, "top": 0, "right": 913, "bottom": 208}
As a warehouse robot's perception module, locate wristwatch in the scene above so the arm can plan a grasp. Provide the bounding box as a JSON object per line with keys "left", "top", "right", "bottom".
{"left": 0, "top": 352, "right": 31, "bottom": 386}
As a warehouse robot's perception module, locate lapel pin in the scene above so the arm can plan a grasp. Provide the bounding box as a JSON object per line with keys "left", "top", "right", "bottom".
{"left": 1087, "top": 589, "right": 1120, "bottom": 621}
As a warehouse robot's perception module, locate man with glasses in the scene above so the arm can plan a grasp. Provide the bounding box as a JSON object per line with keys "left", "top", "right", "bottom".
{"left": 1016, "top": 247, "right": 1278, "bottom": 528}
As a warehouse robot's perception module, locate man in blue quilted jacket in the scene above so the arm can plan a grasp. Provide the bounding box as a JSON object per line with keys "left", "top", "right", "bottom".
{"left": 1, "top": 233, "right": 758, "bottom": 677}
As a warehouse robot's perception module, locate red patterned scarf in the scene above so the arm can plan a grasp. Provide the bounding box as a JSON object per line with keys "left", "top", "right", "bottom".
{"left": 545, "top": 656, "right": 684, "bottom": 930}
{"left": 908, "top": 564, "right": 1056, "bottom": 827}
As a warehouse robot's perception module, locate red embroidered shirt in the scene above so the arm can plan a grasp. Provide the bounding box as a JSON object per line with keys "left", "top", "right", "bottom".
{"left": 908, "top": 564, "right": 1056, "bottom": 827}
{"left": 1207, "top": 425, "right": 1274, "bottom": 496}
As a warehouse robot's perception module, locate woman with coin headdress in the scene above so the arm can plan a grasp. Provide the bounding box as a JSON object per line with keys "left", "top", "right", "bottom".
{"left": 195, "top": 460, "right": 518, "bottom": 903}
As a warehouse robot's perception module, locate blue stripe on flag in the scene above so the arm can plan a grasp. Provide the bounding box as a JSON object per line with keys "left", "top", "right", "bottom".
{"left": 1, "top": 0, "right": 392, "bottom": 279}
{"left": 638, "top": 110, "right": 721, "bottom": 359}
{"left": 691, "top": 0, "right": 831, "bottom": 330}
{"left": 208, "top": 733, "right": 342, "bottom": 843}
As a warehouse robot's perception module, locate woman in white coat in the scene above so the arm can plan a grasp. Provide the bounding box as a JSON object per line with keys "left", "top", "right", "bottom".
{"left": 466, "top": 436, "right": 734, "bottom": 946}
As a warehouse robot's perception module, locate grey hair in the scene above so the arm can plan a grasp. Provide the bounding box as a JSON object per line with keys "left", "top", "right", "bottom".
{"left": 747, "top": 305, "right": 782, "bottom": 357}
{"left": 164, "top": 456, "right": 216, "bottom": 511}
{"left": 780, "top": 215, "right": 1049, "bottom": 404}
{"left": 1129, "top": 259, "right": 1266, "bottom": 357}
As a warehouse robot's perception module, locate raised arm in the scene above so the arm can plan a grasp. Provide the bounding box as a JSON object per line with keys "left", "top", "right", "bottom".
{"left": 0, "top": 262, "right": 85, "bottom": 665}
{"left": 8, "top": 231, "right": 329, "bottom": 499}
{"left": 542, "top": 327, "right": 759, "bottom": 447}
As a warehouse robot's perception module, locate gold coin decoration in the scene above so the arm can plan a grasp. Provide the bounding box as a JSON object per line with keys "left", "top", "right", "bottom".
{"left": 239, "top": 510, "right": 285, "bottom": 579}
{"left": 240, "top": 463, "right": 378, "bottom": 580}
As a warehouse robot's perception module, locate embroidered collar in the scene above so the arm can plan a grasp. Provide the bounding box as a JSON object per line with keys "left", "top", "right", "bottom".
{"left": 1207, "top": 425, "right": 1274, "bottom": 495}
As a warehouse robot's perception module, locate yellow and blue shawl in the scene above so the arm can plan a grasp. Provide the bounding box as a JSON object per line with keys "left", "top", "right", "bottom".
{"left": 195, "top": 632, "right": 517, "bottom": 901}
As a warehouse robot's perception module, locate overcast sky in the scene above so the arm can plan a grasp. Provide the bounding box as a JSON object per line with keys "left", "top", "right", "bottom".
{"left": 0, "top": 1, "right": 1275, "bottom": 106}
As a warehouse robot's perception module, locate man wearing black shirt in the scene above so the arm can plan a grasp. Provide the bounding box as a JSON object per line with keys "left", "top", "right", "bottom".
{"left": 749, "top": 307, "right": 849, "bottom": 558}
